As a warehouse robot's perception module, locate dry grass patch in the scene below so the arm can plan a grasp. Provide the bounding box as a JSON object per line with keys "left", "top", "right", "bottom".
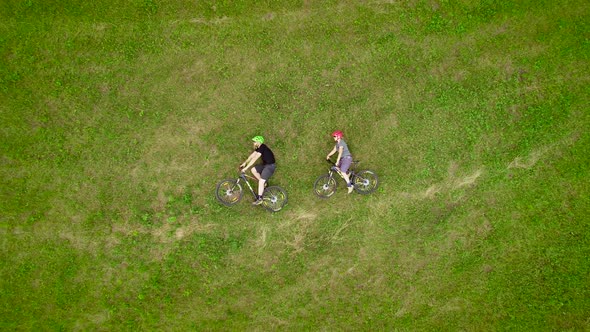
{"left": 57, "top": 228, "right": 103, "bottom": 254}
{"left": 400, "top": 164, "right": 484, "bottom": 201}
{"left": 508, "top": 149, "right": 545, "bottom": 170}
{"left": 255, "top": 225, "right": 270, "bottom": 248}
{"left": 366, "top": 190, "right": 397, "bottom": 218}
{"left": 394, "top": 284, "right": 426, "bottom": 318}
{"left": 454, "top": 169, "right": 483, "bottom": 189}
{"left": 278, "top": 209, "right": 318, "bottom": 255}
{"left": 508, "top": 132, "right": 581, "bottom": 170}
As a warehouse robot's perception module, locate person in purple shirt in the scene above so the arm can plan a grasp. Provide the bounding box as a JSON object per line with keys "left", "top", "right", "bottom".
{"left": 326, "top": 130, "right": 354, "bottom": 194}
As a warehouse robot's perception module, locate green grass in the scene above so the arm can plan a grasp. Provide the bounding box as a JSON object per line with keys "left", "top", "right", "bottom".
{"left": 1, "top": 0, "right": 589, "bottom": 330}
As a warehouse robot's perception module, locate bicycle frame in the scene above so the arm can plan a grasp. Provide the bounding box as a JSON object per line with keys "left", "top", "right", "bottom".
{"left": 326, "top": 160, "right": 357, "bottom": 184}
{"left": 236, "top": 172, "right": 259, "bottom": 200}
{"left": 216, "top": 170, "right": 288, "bottom": 212}
{"left": 314, "top": 159, "right": 378, "bottom": 198}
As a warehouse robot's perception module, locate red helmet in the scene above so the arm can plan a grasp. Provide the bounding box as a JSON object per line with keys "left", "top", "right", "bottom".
{"left": 331, "top": 130, "right": 343, "bottom": 139}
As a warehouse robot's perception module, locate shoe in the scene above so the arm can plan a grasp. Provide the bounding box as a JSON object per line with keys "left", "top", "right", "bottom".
{"left": 252, "top": 197, "right": 264, "bottom": 205}
{"left": 347, "top": 184, "right": 354, "bottom": 194}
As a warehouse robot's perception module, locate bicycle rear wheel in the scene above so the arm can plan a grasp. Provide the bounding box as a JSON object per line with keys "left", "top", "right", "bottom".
{"left": 215, "top": 179, "right": 243, "bottom": 206}
{"left": 353, "top": 170, "right": 378, "bottom": 194}
{"left": 262, "top": 186, "right": 288, "bottom": 212}
{"left": 313, "top": 174, "right": 337, "bottom": 198}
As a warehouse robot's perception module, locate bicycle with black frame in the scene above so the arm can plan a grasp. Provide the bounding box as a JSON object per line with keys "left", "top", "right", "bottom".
{"left": 215, "top": 168, "right": 288, "bottom": 212}
{"left": 313, "top": 159, "right": 379, "bottom": 198}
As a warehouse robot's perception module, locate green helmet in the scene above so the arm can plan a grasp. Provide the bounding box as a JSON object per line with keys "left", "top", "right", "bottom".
{"left": 252, "top": 135, "right": 264, "bottom": 144}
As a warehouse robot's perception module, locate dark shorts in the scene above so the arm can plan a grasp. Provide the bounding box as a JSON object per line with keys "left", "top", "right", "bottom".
{"left": 338, "top": 156, "right": 353, "bottom": 174}
{"left": 254, "top": 163, "right": 276, "bottom": 180}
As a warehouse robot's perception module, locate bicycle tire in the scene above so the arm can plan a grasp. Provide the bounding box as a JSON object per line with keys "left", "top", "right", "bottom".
{"left": 215, "top": 179, "right": 243, "bottom": 206}
{"left": 353, "top": 170, "right": 379, "bottom": 194}
{"left": 313, "top": 174, "right": 337, "bottom": 198}
{"left": 262, "top": 186, "right": 288, "bottom": 212}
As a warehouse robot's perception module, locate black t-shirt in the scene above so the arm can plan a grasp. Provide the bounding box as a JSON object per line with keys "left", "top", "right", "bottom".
{"left": 256, "top": 144, "right": 275, "bottom": 165}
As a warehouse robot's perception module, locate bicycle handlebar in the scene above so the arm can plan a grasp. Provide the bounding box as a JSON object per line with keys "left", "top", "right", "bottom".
{"left": 326, "top": 159, "right": 335, "bottom": 165}
{"left": 326, "top": 159, "right": 339, "bottom": 172}
{"left": 326, "top": 158, "right": 358, "bottom": 170}
{"left": 238, "top": 170, "right": 255, "bottom": 180}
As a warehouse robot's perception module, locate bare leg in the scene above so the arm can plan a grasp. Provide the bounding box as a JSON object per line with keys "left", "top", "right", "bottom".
{"left": 258, "top": 179, "right": 266, "bottom": 197}
{"left": 335, "top": 167, "right": 351, "bottom": 184}
{"left": 251, "top": 167, "right": 262, "bottom": 181}
{"left": 251, "top": 168, "right": 265, "bottom": 197}
{"left": 342, "top": 173, "right": 351, "bottom": 185}
{"left": 336, "top": 167, "right": 353, "bottom": 193}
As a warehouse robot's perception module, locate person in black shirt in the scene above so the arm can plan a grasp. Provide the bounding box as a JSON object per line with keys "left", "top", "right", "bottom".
{"left": 240, "top": 135, "right": 276, "bottom": 205}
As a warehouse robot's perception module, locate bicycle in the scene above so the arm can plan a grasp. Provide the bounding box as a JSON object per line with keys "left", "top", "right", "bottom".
{"left": 215, "top": 170, "right": 288, "bottom": 212}
{"left": 313, "top": 159, "right": 379, "bottom": 198}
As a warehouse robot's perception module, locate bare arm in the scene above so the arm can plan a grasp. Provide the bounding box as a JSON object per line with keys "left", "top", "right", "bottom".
{"left": 240, "top": 151, "right": 261, "bottom": 171}
{"left": 326, "top": 147, "right": 337, "bottom": 160}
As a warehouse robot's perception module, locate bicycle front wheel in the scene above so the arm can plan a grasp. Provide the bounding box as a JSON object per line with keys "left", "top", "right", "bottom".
{"left": 215, "top": 179, "right": 243, "bottom": 206}
{"left": 262, "top": 186, "right": 288, "bottom": 212}
{"left": 353, "top": 170, "right": 379, "bottom": 194}
{"left": 314, "top": 174, "right": 337, "bottom": 198}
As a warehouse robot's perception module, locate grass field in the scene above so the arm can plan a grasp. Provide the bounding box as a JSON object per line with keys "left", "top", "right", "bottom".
{"left": 1, "top": 0, "right": 589, "bottom": 330}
